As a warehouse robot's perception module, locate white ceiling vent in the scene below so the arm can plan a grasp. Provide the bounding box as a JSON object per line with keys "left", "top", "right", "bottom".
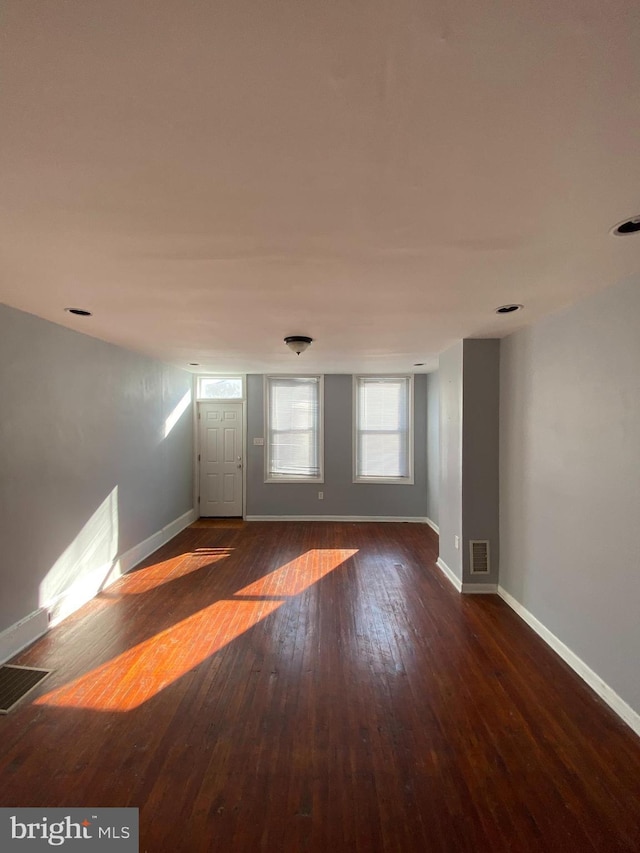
{"left": 470, "top": 540, "right": 490, "bottom": 575}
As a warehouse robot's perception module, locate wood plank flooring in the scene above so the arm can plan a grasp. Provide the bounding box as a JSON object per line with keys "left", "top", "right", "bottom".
{"left": 1, "top": 521, "right": 639, "bottom": 852}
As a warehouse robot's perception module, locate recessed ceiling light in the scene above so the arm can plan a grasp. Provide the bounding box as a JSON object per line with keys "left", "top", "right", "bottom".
{"left": 414, "top": 363, "right": 425, "bottom": 366}
{"left": 189, "top": 362, "right": 200, "bottom": 366}
{"left": 611, "top": 216, "right": 640, "bottom": 236}
{"left": 64, "top": 307, "right": 93, "bottom": 316}
{"left": 495, "top": 304, "right": 523, "bottom": 314}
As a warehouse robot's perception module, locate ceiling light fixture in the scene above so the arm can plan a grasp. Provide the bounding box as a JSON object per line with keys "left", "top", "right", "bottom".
{"left": 64, "top": 307, "right": 93, "bottom": 317}
{"left": 284, "top": 335, "right": 313, "bottom": 355}
{"left": 611, "top": 216, "right": 640, "bottom": 236}
{"left": 495, "top": 304, "right": 523, "bottom": 315}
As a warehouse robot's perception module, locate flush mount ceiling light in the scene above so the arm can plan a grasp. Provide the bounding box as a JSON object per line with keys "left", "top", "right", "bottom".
{"left": 611, "top": 216, "right": 640, "bottom": 236}
{"left": 284, "top": 335, "right": 313, "bottom": 355}
{"left": 495, "top": 304, "right": 523, "bottom": 315}
{"left": 64, "top": 307, "right": 93, "bottom": 316}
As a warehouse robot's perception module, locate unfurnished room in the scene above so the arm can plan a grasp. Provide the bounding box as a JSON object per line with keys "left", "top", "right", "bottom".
{"left": 1, "top": 1, "right": 639, "bottom": 851}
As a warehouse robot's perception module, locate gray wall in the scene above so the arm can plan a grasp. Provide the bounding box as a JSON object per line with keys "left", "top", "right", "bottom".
{"left": 0, "top": 304, "right": 194, "bottom": 634}
{"left": 426, "top": 371, "right": 440, "bottom": 526}
{"left": 462, "top": 339, "right": 500, "bottom": 584}
{"left": 246, "top": 374, "right": 428, "bottom": 517}
{"left": 437, "top": 342, "right": 463, "bottom": 578}
{"left": 500, "top": 275, "right": 640, "bottom": 717}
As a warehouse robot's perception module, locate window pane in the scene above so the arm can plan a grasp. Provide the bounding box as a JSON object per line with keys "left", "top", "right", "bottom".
{"left": 272, "top": 383, "right": 316, "bottom": 430}
{"left": 271, "top": 431, "right": 318, "bottom": 477}
{"left": 359, "top": 381, "right": 405, "bottom": 430}
{"left": 198, "top": 377, "right": 243, "bottom": 399}
{"left": 359, "top": 433, "right": 407, "bottom": 478}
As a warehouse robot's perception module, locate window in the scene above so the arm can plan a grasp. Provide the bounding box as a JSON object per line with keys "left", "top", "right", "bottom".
{"left": 197, "top": 376, "right": 244, "bottom": 400}
{"left": 265, "top": 376, "right": 323, "bottom": 482}
{"left": 354, "top": 376, "right": 413, "bottom": 483}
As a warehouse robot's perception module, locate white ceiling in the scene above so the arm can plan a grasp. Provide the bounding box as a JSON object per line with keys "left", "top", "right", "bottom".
{"left": 1, "top": 0, "right": 639, "bottom": 374}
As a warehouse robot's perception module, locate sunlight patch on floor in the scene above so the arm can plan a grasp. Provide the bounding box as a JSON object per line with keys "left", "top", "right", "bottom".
{"left": 35, "top": 548, "right": 357, "bottom": 712}
{"left": 112, "top": 548, "right": 235, "bottom": 595}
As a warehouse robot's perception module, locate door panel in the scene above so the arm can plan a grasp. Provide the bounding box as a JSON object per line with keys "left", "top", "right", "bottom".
{"left": 223, "top": 428, "right": 236, "bottom": 462}
{"left": 206, "top": 473, "right": 220, "bottom": 503}
{"left": 199, "top": 402, "right": 243, "bottom": 516}
{"left": 206, "top": 426, "right": 220, "bottom": 463}
{"left": 223, "top": 473, "right": 236, "bottom": 503}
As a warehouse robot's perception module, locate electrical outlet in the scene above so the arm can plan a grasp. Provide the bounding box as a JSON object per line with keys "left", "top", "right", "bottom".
{"left": 318, "top": 491, "right": 324, "bottom": 500}
{"left": 253, "top": 437, "right": 264, "bottom": 446}
{"left": 454, "top": 535, "right": 460, "bottom": 550}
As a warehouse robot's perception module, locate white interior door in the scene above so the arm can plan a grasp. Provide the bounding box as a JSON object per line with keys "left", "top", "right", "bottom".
{"left": 198, "top": 402, "right": 243, "bottom": 517}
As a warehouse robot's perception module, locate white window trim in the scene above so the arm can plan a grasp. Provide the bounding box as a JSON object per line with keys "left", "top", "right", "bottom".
{"left": 352, "top": 375, "right": 414, "bottom": 485}
{"left": 264, "top": 375, "right": 324, "bottom": 484}
{"left": 196, "top": 374, "right": 246, "bottom": 402}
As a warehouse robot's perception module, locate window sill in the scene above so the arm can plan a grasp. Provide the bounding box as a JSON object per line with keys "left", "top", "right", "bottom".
{"left": 265, "top": 477, "right": 325, "bottom": 485}
{"left": 353, "top": 476, "right": 414, "bottom": 485}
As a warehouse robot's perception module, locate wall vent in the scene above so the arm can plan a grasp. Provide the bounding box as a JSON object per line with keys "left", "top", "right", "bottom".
{"left": 469, "top": 540, "right": 490, "bottom": 574}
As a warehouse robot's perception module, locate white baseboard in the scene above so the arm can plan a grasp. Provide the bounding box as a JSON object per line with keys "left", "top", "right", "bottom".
{"left": 164, "top": 508, "right": 198, "bottom": 541}
{"left": 114, "top": 508, "right": 197, "bottom": 578}
{"left": 435, "top": 558, "right": 496, "bottom": 595}
{"left": 435, "top": 557, "right": 462, "bottom": 592}
{"left": 3, "top": 507, "right": 198, "bottom": 646}
{"left": 498, "top": 585, "right": 640, "bottom": 739}
{"left": 0, "top": 608, "right": 49, "bottom": 666}
{"left": 245, "top": 515, "right": 429, "bottom": 523}
{"left": 425, "top": 517, "right": 440, "bottom": 535}
{"left": 104, "top": 506, "right": 198, "bottom": 589}
{"left": 461, "top": 583, "right": 498, "bottom": 594}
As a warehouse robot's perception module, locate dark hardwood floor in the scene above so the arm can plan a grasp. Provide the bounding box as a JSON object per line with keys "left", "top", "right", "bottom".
{"left": 1, "top": 521, "right": 639, "bottom": 852}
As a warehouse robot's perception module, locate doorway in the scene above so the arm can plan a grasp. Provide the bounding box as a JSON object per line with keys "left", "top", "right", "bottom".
{"left": 198, "top": 401, "right": 243, "bottom": 517}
